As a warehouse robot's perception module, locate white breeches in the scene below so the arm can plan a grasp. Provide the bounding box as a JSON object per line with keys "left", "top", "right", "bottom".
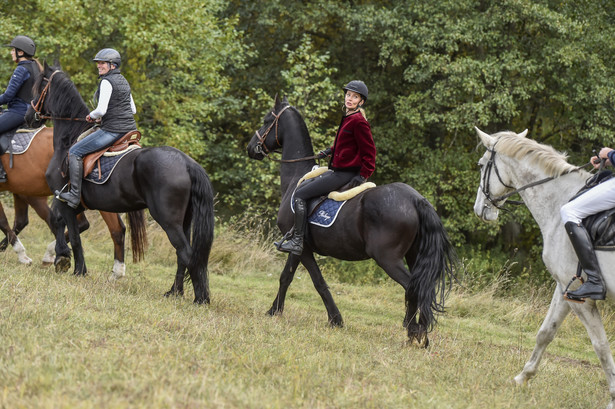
{"left": 561, "top": 177, "right": 615, "bottom": 224}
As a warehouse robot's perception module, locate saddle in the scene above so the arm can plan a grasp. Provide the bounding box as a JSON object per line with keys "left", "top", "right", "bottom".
{"left": 83, "top": 130, "right": 142, "bottom": 179}
{"left": 294, "top": 167, "right": 376, "bottom": 228}
{"left": 570, "top": 170, "right": 615, "bottom": 249}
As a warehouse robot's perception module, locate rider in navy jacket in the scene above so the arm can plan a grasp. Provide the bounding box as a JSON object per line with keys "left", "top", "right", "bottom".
{"left": 0, "top": 35, "right": 40, "bottom": 183}
{"left": 277, "top": 80, "right": 376, "bottom": 256}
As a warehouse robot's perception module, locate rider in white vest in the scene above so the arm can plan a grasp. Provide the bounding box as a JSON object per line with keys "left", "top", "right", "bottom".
{"left": 56, "top": 48, "right": 137, "bottom": 208}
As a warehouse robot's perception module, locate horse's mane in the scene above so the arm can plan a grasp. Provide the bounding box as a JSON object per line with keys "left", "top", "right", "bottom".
{"left": 493, "top": 131, "right": 578, "bottom": 177}
{"left": 273, "top": 100, "right": 314, "bottom": 154}
{"left": 35, "top": 66, "right": 91, "bottom": 150}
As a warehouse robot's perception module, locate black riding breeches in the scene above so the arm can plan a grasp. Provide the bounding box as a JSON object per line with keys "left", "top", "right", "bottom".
{"left": 294, "top": 169, "right": 356, "bottom": 201}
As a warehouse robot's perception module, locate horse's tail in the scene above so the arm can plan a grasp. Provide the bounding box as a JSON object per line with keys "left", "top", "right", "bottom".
{"left": 409, "top": 196, "right": 457, "bottom": 334}
{"left": 186, "top": 159, "right": 215, "bottom": 303}
{"left": 127, "top": 210, "right": 147, "bottom": 263}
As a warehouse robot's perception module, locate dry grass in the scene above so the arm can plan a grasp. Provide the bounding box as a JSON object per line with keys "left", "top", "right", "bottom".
{"left": 0, "top": 205, "right": 612, "bottom": 408}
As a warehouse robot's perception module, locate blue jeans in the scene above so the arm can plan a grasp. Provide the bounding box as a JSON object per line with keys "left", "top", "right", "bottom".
{"left": 69, "top": 128, "right": 122, "bottom": 159}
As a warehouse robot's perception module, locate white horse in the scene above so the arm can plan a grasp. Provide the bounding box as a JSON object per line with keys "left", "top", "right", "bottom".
{"left": 473, "top": 127, "right": 615, "bottom": 409}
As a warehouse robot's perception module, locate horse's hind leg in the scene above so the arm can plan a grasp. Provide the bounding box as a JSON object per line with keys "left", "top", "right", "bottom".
{"left": 163, "top": 221, "right": 190, "bottom": 300}
{"left": 300, "top": 252, "right": 343, "bottom": 326}
{"left": 99, "top": 211, "right": 126, "bottom": 281}
{"left": 568, "top": 298, "right": 615, "bottom": 407}
{"left": 515, "top": 284, "right": 571, "bottom": 385}
{"left": 373, "top": 253, "right": 427, "bottom": 344}
{"left": 21, "top": 195, "right": 57, "bottom": 265}
{"left": 0, "top": 200, "right": 31, "bottom": 265}
{"left": 268, "top": 254, "right": 301, "bottom": 317}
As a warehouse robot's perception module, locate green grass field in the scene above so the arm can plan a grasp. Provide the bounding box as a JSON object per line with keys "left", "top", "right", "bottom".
{"left": 0, "top": 207, "right": 611, "bottom": 408}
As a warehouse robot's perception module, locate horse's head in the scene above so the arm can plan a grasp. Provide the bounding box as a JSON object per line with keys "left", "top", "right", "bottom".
{"left": 25, "top": 62, "right": 62, "bottom": 127}
{"left": 24, "top": 62, "right": 57, "bottom": 128}
{"left": 247, "top": 94, "right": 292, "bottom": 160}
{"left": 473, "top": 127, "right": 528, "bottom": 221}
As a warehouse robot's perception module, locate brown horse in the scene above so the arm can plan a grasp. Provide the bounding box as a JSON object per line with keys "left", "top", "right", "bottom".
{"left": 0, "top": 126, "right": 138, "bottom": 279}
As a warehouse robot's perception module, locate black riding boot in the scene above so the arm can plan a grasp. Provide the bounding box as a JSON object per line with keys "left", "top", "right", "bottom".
{"left": 564, "top": 221, "right": 606, "bottom": 301}
{"left": 0, "top": 160, "right": 6, "bottom": 183}
{"left": 55, "top": 155, "right": 83, "bottom": 209}
{"left": 277, "top": 198, "right": 307, "bottom": 256}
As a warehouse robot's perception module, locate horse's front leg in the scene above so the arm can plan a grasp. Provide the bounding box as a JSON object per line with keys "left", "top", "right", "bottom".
{"left": 515, "top": 284, "right": 571, "bottom": 385}
{"left": 267, "top": 254, "right": 301, "bottom": 316}
{"left": 62, "top": 204, "right": 87, "bottom": 276}
{"left": 51, "top": 200, "right": 71, "bottom": 273}
{"left": 300, "top": 251, "right": 343, "bottom": 327}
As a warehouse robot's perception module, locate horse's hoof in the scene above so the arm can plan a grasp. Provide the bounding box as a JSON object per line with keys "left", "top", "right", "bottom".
{"left": 164, "top": 290, "right": 183, "bottom": 298}
{"left": 266, "top": 308, "right": 282, "bottom": 316}
{"left": 193, "top": 297, "right": 210, "bottom": 305}
{"left": 108, "top": 272, "right": 125, "bottom": 282}
{"left": 54, "top": 256, "right": 71, "bottom": 273}
{"left": 328, "top": 316, "right": 344, "bottom": 327}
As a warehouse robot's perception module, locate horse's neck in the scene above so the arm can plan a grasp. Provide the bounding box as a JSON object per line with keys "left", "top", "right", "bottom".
{"left": 516, "top": 167, "right": 587, "bottom": 233}
{"left": 53, "top": 121, "right": 90, "bottom": 155}
{"left": 279, "top": 114, "right": 316, "bottom": 196}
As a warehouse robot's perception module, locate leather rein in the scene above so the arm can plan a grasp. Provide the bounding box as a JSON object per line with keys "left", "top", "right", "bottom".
{"left": 30, "top": 70, "right": 88, "bottom": 123}
{"left": 253, "top": 105, "right": 320, "bottom": 163}
{"left": 481, "top": 143, "right": 590, "bottom": 210}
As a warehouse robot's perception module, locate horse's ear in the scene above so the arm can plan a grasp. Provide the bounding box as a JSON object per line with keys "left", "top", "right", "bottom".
{"left": 519, "top": 129, "right": 528, "bottom": 138}
{"left": 54, "top": 58, "right": 62, "bottom": 70}
{"left": 282, "top": 96, "right": 288, "bottom": 104}
{"left": 475, "top": 126, "right": 495, "bottom": 148}
{"left": 274, "top": 93, "right": 280, "bottom": 106}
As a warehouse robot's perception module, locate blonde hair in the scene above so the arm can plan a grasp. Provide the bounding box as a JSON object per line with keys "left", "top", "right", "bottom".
{"left": 342, "top": 105, "right": 368, "bottom": 120}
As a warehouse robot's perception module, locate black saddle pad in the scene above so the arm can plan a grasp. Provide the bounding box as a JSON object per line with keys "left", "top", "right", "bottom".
{"left": 0, "top": 127, "right": 19, "bottom": 154}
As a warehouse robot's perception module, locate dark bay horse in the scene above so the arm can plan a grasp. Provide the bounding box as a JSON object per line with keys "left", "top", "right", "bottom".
{"left": 247, "top": 96, "right": 456, "bottom": 345}
{"left": 0, "top": 125, "right": 129, "bottom": 277}
{"left": 26, "top": 64, "right": 215, "bottom": 303}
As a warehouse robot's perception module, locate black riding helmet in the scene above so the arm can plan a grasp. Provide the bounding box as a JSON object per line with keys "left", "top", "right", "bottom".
{"left": 343, "top": 80, "right": 368, "bottom": 103}
{"left": 93, "top": 48, "right": 121, "bottom": 68}
{"left": 4, "top": 35, "right": 36, "bottom": 57}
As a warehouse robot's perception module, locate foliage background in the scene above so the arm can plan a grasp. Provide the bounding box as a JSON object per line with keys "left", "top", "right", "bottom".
{"left": 2, "top": 0, "right": 615, "bottom": 284}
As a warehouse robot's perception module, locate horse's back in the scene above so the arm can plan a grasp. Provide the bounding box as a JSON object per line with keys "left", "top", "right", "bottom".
{"left": 309, "top": 182, "right": 423, "bottom": 259}
{"left": 0, "top": 127, "right": 54, "bottom": 196}
{"left": 82, "top": 146, "right": 196, "bottom": 212}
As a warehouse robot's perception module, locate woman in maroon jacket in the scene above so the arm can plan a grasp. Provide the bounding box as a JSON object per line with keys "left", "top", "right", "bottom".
{"left": 278, "top": 80, "right": 377, "bottom": 255}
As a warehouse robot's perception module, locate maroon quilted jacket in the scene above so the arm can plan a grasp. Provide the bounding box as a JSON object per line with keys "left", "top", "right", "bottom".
{"left": 329, "top": 111, "right": 376, "bottom": 179}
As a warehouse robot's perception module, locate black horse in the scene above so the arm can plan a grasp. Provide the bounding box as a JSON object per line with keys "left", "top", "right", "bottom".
{"left": 247, "top": 96, "right": 456, "bottom": 345}
{"left": 25, "top": 63, "right": 215, "bottom": 303}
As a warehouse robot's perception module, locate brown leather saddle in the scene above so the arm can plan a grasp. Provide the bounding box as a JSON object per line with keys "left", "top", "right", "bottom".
{"left": 83, "top": 130, "right": 141, "bottom": 179}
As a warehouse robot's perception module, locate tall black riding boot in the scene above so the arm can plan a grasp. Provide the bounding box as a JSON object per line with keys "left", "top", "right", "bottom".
{"left": 55, "top": 155, "right": 83, "bottom": 209}
{"left": 564, "top": 221, "right": 606, "bottom": 301}
{"left": 278, "top": 198, "right": 307, "bottom": 256}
